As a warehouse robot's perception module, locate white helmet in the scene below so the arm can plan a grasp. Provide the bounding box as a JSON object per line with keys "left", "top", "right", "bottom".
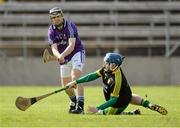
{"left": 49, "top": 7, "right": 63, "bottom": 17}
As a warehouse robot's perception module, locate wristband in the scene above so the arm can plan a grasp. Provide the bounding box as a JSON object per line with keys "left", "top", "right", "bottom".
{"left": 97, "top": 110, "right": 105, "bottom": 115}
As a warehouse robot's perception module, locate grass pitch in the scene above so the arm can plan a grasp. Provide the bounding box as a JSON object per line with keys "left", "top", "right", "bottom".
{"left": 0, "top": 85, "right": 180, "bottom": 127}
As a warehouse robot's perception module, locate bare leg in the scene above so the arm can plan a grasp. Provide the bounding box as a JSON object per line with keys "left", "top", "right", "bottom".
{"left": 71, "top": 69, "right": 84, "bottom": 96}
{"left": 130, "top": 93, "right": 168, "bottom": 115}
{"left": 130, "top": 93, "right": 144, "bottom": 106}
{"left": 61, "top": 77, "right": 77, "bottom": 112}
{"left": 61, "top": 77, "right": 74, "bottom": 96}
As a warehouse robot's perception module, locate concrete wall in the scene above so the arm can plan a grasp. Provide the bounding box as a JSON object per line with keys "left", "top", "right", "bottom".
{"left": 0, "top": 57, "right": 180, "bottom": 85}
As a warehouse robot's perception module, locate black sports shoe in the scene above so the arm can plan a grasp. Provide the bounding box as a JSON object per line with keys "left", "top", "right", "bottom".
{"left": 68, "top": 102, "right": 76, "bottom": 113}
{"left": 70, "top": 109, "right": 84, "bottom": 114}
{"left": 149, "top": 104, "right": 168, "bottom": 115}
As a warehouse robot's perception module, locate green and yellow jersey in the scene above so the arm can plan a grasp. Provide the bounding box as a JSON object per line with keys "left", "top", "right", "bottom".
{"left": 76, "top": 67, "right": 132, "bottom": 110}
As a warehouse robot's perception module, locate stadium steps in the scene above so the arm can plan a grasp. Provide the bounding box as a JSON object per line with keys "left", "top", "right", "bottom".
{"left": 1, "top": 1, "right": 180, "bottom": 56}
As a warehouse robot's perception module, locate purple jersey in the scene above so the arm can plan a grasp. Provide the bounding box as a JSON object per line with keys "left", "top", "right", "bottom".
{"left": 48, "top": 18, "right": 84, "bottom": 62}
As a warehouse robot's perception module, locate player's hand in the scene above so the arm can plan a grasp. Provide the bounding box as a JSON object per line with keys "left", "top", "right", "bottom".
{"left": 87, "top": 106, "right": 98, "bottom": 114}
{"left": 66, "top": 81, "right": 77, "bottom": 89}
{"left": 57, "top": 54, "right": 65, "bottom": 63}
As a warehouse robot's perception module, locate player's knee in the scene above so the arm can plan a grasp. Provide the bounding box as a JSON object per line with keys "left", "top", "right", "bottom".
{"left": 65, "top": 88, "right": 75, "bottom": 96}
{"left": 71, "top": 69, "right": 82, "bottom": 80}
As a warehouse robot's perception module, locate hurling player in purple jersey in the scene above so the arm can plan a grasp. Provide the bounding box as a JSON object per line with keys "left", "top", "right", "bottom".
{"left": 48, "top": 7, "right": 85, "bottom": 114}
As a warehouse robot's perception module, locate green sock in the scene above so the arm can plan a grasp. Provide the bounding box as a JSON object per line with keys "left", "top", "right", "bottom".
{"left": 141, "top": 99, "right": 150, "bottom": 108}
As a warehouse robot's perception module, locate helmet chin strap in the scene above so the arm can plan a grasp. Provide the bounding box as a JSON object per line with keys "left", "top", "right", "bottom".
{"left": 104, "top": 63, "right": 120, "bottom": 72}
{"left": 110, "top": 65, "right": 119, "bottom": 72}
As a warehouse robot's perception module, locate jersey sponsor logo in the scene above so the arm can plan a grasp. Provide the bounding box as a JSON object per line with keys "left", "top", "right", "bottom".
{"left": 55, "top": 33, "right": 68, "bottom": 45}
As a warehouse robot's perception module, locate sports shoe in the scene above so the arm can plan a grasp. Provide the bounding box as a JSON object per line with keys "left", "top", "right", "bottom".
{"left": 70, "top": 109, "right": 84, "bottom": 114}
{"left": 149, "top": 104, "right": 168, "bottom": 115}
{"left": 68, "top": 101, "right": 76, "bottom": 113}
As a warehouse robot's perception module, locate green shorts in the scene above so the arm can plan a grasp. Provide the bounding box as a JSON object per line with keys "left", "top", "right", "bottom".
{"left": 104, "top": 104, "right": 128, "bottom": 115}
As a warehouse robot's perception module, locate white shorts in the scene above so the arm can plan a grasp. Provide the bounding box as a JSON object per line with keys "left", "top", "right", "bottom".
{"left": 60, "top": 51, "right": 85, "bottom": 78}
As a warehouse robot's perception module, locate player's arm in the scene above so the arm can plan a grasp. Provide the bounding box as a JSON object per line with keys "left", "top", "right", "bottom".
{"left": 61, "top": 38, "right": 75, "bottom": 57}
{"left": 48, "top": 28, "right": 62, "bottom": 61}
{"left": 61, "top": 20, "right": 77, "bottom": 58}
{"left": 50, "top": 38, "right": 75, "bottom": 63}
{"left": 75, "top": 68, "right": 104, "bottom": 84}
{"left": 51, "top": 43, "right": 61, "bottom": 59}
{"left": 76, "top": 71, "right": 100, "bottom": 84}
{"left": 97, "top": 96, "right": 118, "bottom": 110}
{"left": 66, "top": 70, "right": 101, "bottom": 88}
{"left": 87, "top": 96, "right": 118, "bottom": 114}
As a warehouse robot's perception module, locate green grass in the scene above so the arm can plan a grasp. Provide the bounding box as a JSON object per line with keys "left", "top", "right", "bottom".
{"left": 0, "top": 85, "right": 180, "bottom": 127}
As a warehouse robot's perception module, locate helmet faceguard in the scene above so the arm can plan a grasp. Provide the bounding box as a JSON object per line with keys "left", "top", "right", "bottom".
{"left": 49, "top": 7, "right": 63, "bottom": 18}
{"left": 49, "top": 7, "right": 64, "bottom": 29}
{"left": 104, "top": 53, "right": 125, "bottom": 71}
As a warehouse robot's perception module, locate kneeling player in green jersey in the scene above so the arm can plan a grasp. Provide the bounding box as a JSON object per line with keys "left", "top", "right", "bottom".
{"left": 66, "top": 53, "right": 168, "bottom": 115}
